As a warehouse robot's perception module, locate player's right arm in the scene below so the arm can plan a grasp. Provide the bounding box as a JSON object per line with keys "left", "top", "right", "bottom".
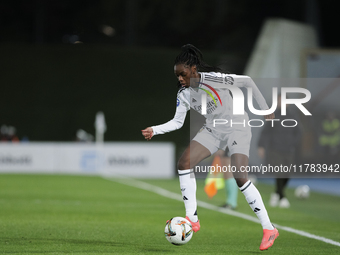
{"left": 141, "top": 89, "right": 190, "bottom": 141}
{"left": 228, "top": 74, "right": 275, "bottom": 120}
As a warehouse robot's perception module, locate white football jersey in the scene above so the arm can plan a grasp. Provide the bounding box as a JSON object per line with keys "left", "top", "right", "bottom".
{"left": 152, "top": 72, "right": 269, "bottom": 139}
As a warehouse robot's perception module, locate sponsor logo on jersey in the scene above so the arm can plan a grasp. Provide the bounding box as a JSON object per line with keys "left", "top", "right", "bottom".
{"left": 177, "top": 98, "right": 180, "bottom": 107}
{"left": 225, "top": 76, "right": 234, "bottom": 85}
{"left": 193, "top": 100, "right": 218, "bottom": 115}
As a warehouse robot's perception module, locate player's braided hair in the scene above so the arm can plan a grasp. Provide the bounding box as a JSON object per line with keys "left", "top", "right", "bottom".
{"left": 174, "top": 44, "right": 221, "bottom": 72}
{"left": 175, "top": 44, "right": 222, "bottom": 88}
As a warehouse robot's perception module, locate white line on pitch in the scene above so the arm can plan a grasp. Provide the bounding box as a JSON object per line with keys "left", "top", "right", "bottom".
{"left": 104, "top": 176, "right": 340, "bottom": 247}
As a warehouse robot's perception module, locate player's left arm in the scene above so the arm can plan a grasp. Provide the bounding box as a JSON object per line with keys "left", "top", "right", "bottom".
{"left": 232, "top": 75, "right": 275, "bottom": 120}
{"left": 141, "top": 90, "right": 189, "bottom": 141}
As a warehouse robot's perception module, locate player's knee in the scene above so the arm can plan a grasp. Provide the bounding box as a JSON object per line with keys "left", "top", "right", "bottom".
{"left": 177, "top": 157, "right": 190, "bottom": 170}
{"left": 234, "top": 177, "right": 248, "bottom": 187}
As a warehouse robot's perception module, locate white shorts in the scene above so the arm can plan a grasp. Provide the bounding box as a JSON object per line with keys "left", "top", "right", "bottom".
{"left": 192, "top": 126, "right": 252, "bottom": 157}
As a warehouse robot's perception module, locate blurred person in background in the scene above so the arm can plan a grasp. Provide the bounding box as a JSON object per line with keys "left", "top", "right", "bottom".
{"left": 318, "top": 112, "right": 340, "bottom": 164}
{"left": 220, "top": 148, "right": 238, "bottom": 210}
{"left": 75, "top": 129, "right": 94, "bottom": 142}
{"left": 204, "top": 149, "right": 239, "bottom": 210}
{"left": 0, "top": 125, "right": 19, "bottom": 142}
{"left": 0, "top": 125, "right": 8, "bottom": 141}
{"left": 258, "top": 94, "right": 302, "bottom": 208}
{"left": 217, "top": 149, "right": 239, "bottom": 210}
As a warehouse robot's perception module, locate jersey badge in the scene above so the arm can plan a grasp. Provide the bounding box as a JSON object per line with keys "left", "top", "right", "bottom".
{"left": 225, "top": 76, "right": 234, "bottom": 85}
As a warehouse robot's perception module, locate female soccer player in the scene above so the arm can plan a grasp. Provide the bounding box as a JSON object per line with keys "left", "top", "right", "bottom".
{"left": 142, "top": 44, "right": 279, "bottom": 251}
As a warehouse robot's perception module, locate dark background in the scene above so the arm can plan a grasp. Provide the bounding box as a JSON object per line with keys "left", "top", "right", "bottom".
{"left": 2, "top": 0, "right": 338, "bottom": 47}
{"left": 0, "top": 0, "right": 338, "bottom": 152}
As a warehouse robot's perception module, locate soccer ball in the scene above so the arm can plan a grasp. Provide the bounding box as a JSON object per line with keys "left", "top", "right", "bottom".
{"left": 294, "top": 185, "right": 310, "bottom": 199}
{"left": 164, "top": 217, "right": 193, "bottom": 245}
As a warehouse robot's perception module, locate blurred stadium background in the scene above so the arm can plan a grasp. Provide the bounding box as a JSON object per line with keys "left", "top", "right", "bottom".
{"left": 1, "top": 0, "right": 340, "bottom": 253}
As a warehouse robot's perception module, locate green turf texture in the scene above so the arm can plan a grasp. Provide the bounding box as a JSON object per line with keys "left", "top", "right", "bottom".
{"left": 0, "top": 174, "right": 339, "bottom": 254}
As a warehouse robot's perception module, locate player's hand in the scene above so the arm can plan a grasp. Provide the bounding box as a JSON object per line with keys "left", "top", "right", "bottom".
{"left": 141, "top": 127, "right": 154, "bottom": 141}
{"left": 264, "top": 113, "right": 275, "bottom": 120}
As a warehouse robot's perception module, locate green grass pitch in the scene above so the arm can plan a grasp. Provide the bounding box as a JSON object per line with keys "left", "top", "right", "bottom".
{"left": 0, "top": 174, "right": 339, "bottom": 254}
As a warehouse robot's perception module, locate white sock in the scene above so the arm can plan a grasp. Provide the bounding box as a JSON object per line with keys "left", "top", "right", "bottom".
{"left": 240, "top": 180, "right": 274, "bottom": 230}
{"left": 178, "top": 169, "right": 198, "bottom": 222}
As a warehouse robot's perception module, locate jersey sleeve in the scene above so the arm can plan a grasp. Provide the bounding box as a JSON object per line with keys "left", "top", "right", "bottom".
{"left": 227, "top": 75, "right": 269, "bottom": 110}
{"left": 151, "top": 89, "right": 190, "bottom": 136}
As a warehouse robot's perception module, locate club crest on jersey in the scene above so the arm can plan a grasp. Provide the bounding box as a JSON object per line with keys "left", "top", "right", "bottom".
{"left": 177, "top": 98, "right": 180, "bottom": 107}
{"left": 225, "top": 76, "right": 234, "bottom": 85}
